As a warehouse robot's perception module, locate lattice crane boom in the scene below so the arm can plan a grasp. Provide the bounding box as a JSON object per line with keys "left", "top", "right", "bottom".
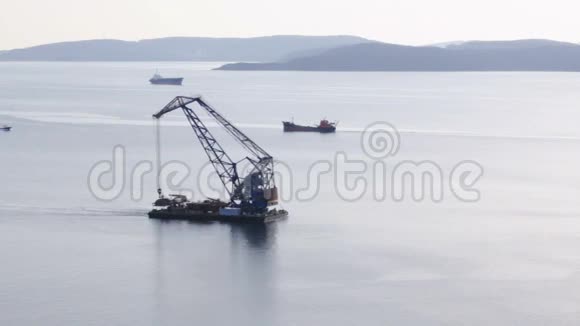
{"left": 153, "top": 96, "right": 277, "bottom": 211}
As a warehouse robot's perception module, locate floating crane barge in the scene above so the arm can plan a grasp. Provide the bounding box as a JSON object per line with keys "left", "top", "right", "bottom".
{"left": 148, "top": 96, "right": 288, "bottom": 223}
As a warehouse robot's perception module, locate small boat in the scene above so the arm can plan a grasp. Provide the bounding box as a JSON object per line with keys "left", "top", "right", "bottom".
{"left": 1, "top": 125, "right": 11, "bottom": 131}
{"left": 149, "top": 73, "right": 183, "bottom": 85}
{"left": 283, "top": 119, "right": 337, "bottom": 133}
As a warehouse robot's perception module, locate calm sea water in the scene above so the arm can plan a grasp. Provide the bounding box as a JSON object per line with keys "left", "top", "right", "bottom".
{"left": 1, "top": 62, "right": 579, "bottom": 325}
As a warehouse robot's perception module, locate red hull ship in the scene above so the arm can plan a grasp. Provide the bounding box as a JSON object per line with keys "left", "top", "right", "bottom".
{"left": 283, "top": 119, "right": 337, "bottom": 133}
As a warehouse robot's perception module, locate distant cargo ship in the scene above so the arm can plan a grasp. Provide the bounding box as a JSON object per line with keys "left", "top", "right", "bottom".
{"left": 149, "top": 73, "right": 183, "bottom": 85}
{"left": 282, "top": 119, "right": 337, "bottom": 133}
{"left": 1, "top": 125, "right": 11, "bottom": 131}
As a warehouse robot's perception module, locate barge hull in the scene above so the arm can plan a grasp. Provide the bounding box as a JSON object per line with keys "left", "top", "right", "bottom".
{"left": 282, "top": 121, "right": 336, "bottom": 133}
{"left": 148, "top": 210, "right": 288, "bottom": 223}
{"left": 150, "top": 78, "right": 183, "bottom": 85}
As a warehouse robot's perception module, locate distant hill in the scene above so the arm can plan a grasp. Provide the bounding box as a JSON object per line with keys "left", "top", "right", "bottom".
{"left": 217, "top": 39, "right": 580, "bottom": 71}
{"left": 428, "top": 41, "right": 467, "bottom": 48}
{"left": 0, "top": 36, "right": 370, "bottom": 62}
{"left": 446, "top": 39, "right": 579, "bottom": 50}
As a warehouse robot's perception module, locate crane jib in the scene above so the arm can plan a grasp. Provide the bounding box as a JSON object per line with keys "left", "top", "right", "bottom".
{"left": 152, "top": 96, "right": 278, "bottom": 210}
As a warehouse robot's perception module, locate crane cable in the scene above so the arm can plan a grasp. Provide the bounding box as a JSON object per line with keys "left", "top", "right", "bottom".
{"left": 154, "top": 117, "right": 162, "bottom": 197}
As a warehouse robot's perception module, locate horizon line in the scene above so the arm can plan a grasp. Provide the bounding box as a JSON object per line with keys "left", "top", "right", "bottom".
{"left": 2, "top": 35, "right": 579, "bottom": 52}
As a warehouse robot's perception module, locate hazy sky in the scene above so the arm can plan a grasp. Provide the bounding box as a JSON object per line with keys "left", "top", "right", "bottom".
{"left": 1, "top": 0, "right": 579, "bottom": 50}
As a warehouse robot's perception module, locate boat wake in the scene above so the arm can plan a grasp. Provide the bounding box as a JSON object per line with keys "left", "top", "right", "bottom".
{"left": 340, "top": 127, "right": 580, "bottom": 142}
{"left": 0, "top": 203, "right": 148, "bottom": 217}
{"left": 2, "top": 110, "right": 579, "bottom": 142}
